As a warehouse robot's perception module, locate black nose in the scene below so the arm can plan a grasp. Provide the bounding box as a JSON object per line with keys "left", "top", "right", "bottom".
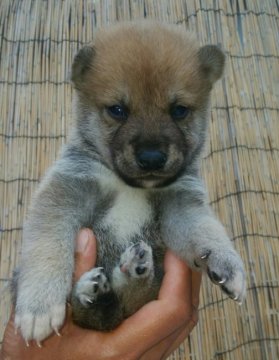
{"left": 136, "top": 150, "right": 167, "bottom": 171}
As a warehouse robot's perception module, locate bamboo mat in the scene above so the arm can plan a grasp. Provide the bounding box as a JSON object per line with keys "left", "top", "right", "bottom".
{"left": 0, "top": 1, "right": 278, "bottom": 359}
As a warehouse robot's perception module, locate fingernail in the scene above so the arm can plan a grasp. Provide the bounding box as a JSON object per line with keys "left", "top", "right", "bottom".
{"left": 76, "top": 229, "right": 90, "bottom": 253}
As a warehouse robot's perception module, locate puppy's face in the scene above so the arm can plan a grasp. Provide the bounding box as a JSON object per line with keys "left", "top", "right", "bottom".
{"left": 72, "top": 22, "right": 224, "bottom": 188}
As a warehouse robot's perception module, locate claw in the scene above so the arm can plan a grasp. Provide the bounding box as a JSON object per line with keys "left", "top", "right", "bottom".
{"left": 25, "top": 340, "right": 30, "bottom": 347}
{"left": 36, "top": 341, "right": 42, "bottom": 348}
{"left": 201, "top": 250, "right": 211, "bottom": 260}
{"left": 86, "top": 297, "right": 93, "bottom": 304}
{"left": 207, "top": 269, "right": 224, "bottom": 284}
{"left": 53, "top": 327, "right": 62, "bottom": 336}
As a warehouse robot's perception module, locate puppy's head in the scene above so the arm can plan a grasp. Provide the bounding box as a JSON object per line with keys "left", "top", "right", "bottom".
{"left": 72, "top": 21, "right": 224, "bottom": 188}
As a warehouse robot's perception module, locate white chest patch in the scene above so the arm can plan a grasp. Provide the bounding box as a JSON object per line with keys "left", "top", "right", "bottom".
{"left": 103, "top": 187, "right": 151, "bottom": 242}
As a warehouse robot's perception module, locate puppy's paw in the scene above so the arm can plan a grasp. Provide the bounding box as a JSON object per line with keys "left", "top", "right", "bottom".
{"left": 119, "top": 241, "right": 154, "bottom": 279}
{"left": 15, "top": 304, "right": 65, "bottom": 346}
{"left": 74, "top": 267, "right": 111, "bottom": 306}
{"left": 194, "top": 249, "right": 246, "bottom": 304}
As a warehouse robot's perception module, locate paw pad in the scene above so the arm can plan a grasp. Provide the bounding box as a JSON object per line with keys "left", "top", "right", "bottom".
{"left": 119, "top": 241, "right": 154, "bottom": 279}
{"left": 75, "top": 267, "right": 111, "bottom": 306}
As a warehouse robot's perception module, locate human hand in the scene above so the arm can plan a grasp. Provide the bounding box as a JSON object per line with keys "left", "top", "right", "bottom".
{"left": 1, "top": 229, "right": 201, "bottom": 360}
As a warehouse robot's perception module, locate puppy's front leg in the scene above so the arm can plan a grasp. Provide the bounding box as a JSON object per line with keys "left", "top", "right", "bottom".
{"left": 161, "top": 177, "right": 246, "bottom": 303}
{"left": 15, "top": 171, "right": 95, "bottom": 344}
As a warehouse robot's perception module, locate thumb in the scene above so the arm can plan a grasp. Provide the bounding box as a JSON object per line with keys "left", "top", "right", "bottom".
{"left": 74, "top": 229, "right": 97, "bottom": 282}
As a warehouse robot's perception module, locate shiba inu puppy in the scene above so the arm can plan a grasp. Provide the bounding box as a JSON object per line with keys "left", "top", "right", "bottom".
{"left": 14, "top": 21, "right": 246, "bottom": 344}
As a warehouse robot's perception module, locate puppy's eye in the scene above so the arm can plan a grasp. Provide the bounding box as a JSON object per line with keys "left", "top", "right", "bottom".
{"left": 107, "top": 105, "right": 128, "bottom": 121}
{"left": 170, "top": 105, "right": 190, "bottom": 120}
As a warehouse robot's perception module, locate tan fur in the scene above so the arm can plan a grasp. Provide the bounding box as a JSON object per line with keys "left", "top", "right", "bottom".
{"left": 78, "top": 22, "right": 209, "bottom": 110}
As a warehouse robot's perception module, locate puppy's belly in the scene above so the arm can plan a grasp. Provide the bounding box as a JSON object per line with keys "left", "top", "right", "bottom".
{"left": 100, "top": 188, "right": 152, "bottom": 243}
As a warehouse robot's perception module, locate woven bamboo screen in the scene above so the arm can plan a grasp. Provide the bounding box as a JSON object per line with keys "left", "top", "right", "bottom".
{"left": 0, "top": 1, "right": 278, "bottom": 359}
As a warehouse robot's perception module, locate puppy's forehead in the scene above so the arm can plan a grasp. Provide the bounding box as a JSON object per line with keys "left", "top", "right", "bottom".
{"left": 89, "top": 23, "right": 204, "bottom": 108}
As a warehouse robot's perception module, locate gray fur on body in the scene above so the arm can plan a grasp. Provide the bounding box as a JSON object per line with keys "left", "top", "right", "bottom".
{"left": 14, "top": 21, "right": 246, "bottom": 343}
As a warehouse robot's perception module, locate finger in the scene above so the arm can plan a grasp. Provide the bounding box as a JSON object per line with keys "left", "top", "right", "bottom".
{"left": 1, "top": 312, "right": 25, "bottom": 359}
{"left": 104, "top": 300, "right": 192, "bottom": 359}
{"left": 163, "top": 271, "right": 202, "bottom": 358}
{"left": 74, "top": 229, "right": 97, "bottom": 282}
{"left": 162, "top": 309, "right": 199, "bottom": 359}
{"left": 192, "top": 271, "right": 202, "bottom": 309}
{"left": 140, "top": 325, "right": 184, "bottom": 360}
{"left": 159, "top": 249, "right": 192, "bottom": 300}
{"left": 142, "top": 269, "right": 202, "bottom": 359}
{"left": 140, "top": 305, "right": 199, "bottom": 360}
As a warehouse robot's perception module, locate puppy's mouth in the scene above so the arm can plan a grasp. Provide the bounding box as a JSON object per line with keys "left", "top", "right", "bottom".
{"left": 119, "top": 173, "right": 177, "bottom": 188}
{"left": 115, "top": 168, "right": 183, "bottom": 189}
{"left": 112, "top": 146, "right": 186, "bottom": 188}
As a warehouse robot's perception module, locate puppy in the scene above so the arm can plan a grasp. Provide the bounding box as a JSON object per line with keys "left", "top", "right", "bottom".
{"left": 14, "top": 21, "right": 246, "bottom": 344}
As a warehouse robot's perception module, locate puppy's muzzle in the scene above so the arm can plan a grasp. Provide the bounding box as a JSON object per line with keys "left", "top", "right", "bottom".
{"left": 136, "top": 149, "right": 167, "bottom": 171}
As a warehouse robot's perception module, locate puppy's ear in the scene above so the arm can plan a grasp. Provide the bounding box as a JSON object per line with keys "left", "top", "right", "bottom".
{"left": 71, "top": 46, "right": 95, "bottom": 88}
{"left": 198, "top": 45, "right": 225, "bottom": 84}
